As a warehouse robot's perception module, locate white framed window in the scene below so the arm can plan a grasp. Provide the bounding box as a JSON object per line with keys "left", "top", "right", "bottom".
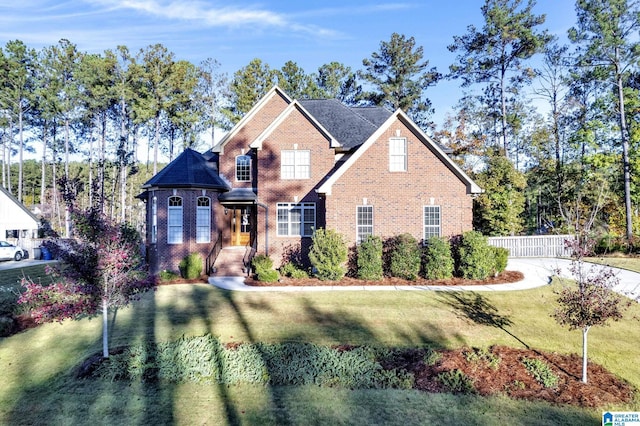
{"left": 196, "top": 196, "right": 211, "bottom": 243}
{"left": 356, "top": 205, "right": 373, "bottom": 244}
{"left": 389, "top": 137, "right": 407, "bottom": 172}
{"left": 168, "top": 196, "right": 183, "bottom": 244}
{"left": 277, "top": 202, "right": 315, "bottom": 236}
{"left": 423, "top": 205, "right": 441, "bottom": 240}
{"left": 236, "top": 155, "right": 251, "bottom": 182}
{"left": 151, "top": 196, "right": 157, "bottom": 243}
{"left": 281, "top": 149, "right": 310, "bottom": 179}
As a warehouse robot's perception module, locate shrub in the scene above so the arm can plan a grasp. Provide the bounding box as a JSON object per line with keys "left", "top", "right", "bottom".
{"left": 457, "top": 231, "right": 494, "bottom": 280}
{"left": 522, "top": 357, "right": 559, "bottom": 388}
{"left": 436, "top": 369, "right": 475, "bottom": 394}
{"left": 389, "top": 234, "right": 421, "bottom": 280}
{"left": 252, "top": 255, "right": 279, "bottom": 282}
{"left": 423, "top": 237, "right": 454, "bottom": 280}
{"left": 178, "top": 253, "right": 203, "bottom": 279}
{"left": 159, "top": 270, "right": 180, "bottom": 282}
{"left": 492, "top": 246, "right": 509, "bottom": 275}
{"left": 309, "top": 229, "right": 348, "bottom": 281}
{"left": 357, "top": 235, "right": 383, "bottom": 280}
{"left": 279, "top": 262, "right": 309, "bottom": 279}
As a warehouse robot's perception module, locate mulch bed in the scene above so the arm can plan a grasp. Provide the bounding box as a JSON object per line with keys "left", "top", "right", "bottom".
{"left": 245, "top": 270, "right": 525, "bottom": 287}
{"left": 380, "top": 345, "right": 634, "bottom": 408}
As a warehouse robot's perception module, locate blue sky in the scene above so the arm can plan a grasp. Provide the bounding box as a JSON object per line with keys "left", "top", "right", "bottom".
{"left": 0, "top": 0, "right": 576, "bottom": 127}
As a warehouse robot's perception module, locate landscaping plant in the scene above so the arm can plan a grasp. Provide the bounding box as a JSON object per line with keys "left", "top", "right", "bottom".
{"left": 309, "top": 229, "right": 348, "bottom": 280}
{"left": 179, "top": 253, "right": 204, "bottom": 279}
{"left": 252, "top": 254, "right": 279, "bottom": 282}
{"left": 357, "top": 235, "right": 383, "bottom": 280}
{"left": 552, "top": 237, "right": 632, "bottom": 383}
{"left": 457, "top": 231, "right": 494, "bottom": 279}
{"left": 388, "top": 233, "right": 421, "bottom": 280}
{"left": 423, "top": 236, "right": 454, "bottom": 280}
{"left": 18, "top": 203, "right": 155, "bottom": 358}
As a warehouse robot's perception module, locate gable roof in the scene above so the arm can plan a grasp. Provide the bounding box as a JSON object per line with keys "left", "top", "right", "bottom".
{"left": 142, "top": 148, "right": 230, "bottom": 191}
{"left": 213, "top": 86, "right": 292, "bottom": 154}
{"left": 0, "top": 185, "right": 39, "bottom": 227}
{"left": 299, "top": 99, "right": 392, "bottom": 149}
{"left": 316, "top": 109, "right": 483, "bottom": 196}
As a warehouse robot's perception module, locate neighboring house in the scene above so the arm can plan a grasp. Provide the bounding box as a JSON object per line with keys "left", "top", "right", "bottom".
{"left": 139, "top": 86, "right": 482, "bottom": 275}
{"left": 0, "top": 185, "right": 39, "bottom": 241}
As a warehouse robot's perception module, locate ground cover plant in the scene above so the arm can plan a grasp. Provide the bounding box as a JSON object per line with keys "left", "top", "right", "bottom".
{"left": 1, "top": 275, "right": 639, "bottom": 425}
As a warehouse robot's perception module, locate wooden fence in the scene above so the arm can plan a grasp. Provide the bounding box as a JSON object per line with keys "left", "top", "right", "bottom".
{"left": 487, "top": 235, "right": 575, "bottom": 258}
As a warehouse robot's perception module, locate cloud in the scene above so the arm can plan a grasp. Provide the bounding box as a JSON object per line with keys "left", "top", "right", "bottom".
{"left": 84, "top": 0, "right": 339, "bottom": 36}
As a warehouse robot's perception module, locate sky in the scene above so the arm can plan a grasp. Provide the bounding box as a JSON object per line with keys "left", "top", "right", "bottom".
{"left": 0, "top": 0, "right": 577, "bottom": 130}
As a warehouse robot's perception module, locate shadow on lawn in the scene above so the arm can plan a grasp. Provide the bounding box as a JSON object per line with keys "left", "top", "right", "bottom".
{"left": 438, "top": 291, "right": 531, "bottom": 349}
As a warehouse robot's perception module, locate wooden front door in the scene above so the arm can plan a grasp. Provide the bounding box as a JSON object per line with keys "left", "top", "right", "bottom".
{"left": 231, "top": 208, "right": 251, "bottom": 246}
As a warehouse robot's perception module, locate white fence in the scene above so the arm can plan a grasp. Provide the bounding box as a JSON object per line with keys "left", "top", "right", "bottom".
{"left": 487, "top": 235, "right": 575, "bottom": 258}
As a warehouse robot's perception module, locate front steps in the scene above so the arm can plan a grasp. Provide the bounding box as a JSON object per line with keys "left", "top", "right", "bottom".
{"left": 211, "top": 247, "right": 248, "bottom": 277}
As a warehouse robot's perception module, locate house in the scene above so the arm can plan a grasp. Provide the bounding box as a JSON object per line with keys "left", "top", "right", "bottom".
{"left": 139, "top": 86, "right": 482, "bottom": 275}
{"left": 0, "top": 185, "right": 40, "bottom": 252}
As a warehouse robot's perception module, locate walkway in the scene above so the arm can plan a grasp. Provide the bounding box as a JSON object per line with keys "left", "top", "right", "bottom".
{"left": 209, "top": 258, "right": 640, "bottom": 300}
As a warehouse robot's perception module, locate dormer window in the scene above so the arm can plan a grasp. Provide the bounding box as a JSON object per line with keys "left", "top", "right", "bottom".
{"left": 236, "top": 155, "right": 251, "bottom": 182}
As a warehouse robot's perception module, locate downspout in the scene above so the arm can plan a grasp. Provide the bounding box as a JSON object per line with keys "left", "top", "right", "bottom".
{"left": 256, "top": 202, "right": 268, "bottom": 256}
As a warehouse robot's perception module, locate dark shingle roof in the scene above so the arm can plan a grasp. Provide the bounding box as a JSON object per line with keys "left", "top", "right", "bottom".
{"left": 142, "top": 148, "right": 229, "bottom": 191}
{"left": 300, "top": 99, "right": 392, "bottom": 149}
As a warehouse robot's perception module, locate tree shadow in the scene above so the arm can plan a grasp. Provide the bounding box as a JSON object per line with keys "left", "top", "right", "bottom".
{"left": 437, "top": 291, "right": 530, "bottom": 349}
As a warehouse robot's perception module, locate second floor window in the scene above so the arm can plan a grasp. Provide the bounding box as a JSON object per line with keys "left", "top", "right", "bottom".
{"left": 281, "top": 149, "right": 310, "bottom": 179}
{"left": 389, "top": 137, "right": 407, "bottom": 172}
{"left": 168, "top": 196, "right": 183, "bottom": 244}
{"left": 236, "top": 155, "right": 251, "bottom": 182}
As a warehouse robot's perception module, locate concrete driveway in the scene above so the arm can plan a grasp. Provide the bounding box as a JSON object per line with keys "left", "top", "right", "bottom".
{"left": 0, "top": 259, "right": 57, "bottom": 271}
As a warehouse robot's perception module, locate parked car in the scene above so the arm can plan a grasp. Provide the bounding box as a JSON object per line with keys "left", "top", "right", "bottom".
{"left": 0, "top": 241, "right": 27, "bottom": 261}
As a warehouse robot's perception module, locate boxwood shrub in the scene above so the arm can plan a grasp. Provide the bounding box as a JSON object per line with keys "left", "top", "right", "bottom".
{"left": 357, "top": 235, "right": 383, "bottom": 280}
{"left": 423, "top": 237, "right": 454, "bottom": 280}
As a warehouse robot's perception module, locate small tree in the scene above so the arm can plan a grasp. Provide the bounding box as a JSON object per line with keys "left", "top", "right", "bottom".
{"left": 552, "top": 238, "right": 631, "bottom": 383}
{"left": 18, "top": 206, "right": 155, "bottom": 358}
{"left": 309, "top": 229, "right": 348, "bottom": 281}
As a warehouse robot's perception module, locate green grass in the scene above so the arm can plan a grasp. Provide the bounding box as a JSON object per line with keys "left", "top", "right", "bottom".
{"left": 586, "top": 256, "right": 640, "bottom": 273}
{"left": 1, "top": 277, "right": 639, "bottom": 424}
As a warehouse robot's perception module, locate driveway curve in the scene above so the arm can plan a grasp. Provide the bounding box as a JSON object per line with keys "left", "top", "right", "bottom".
{"left": 209, "top": 257, "right": 640, "bottom": 300}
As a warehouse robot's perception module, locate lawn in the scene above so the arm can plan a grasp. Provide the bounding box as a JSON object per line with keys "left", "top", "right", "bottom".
{"left": 1, "top": 264, "right": 639, "bottom": 425}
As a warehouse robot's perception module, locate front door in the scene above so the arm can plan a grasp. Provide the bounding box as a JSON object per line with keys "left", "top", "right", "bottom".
{"left": 231, "top": 208, "right": 251, "bottom": 246}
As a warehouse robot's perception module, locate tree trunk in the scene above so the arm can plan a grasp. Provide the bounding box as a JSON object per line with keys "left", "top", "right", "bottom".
{"left": 582, "top": 326, "right": 589, "bottom": 383}
{"left": 18, "top": 108, "right": 24, "bottom": 203}
{"left": 616, "top": 57, "right": 633, "bottom": 242}
{"left": 102, "top": 298, "right": 109, "bottom": 358}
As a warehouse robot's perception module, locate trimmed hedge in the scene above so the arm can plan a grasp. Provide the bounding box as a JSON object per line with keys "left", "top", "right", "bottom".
{"left": 423, "top": 237, "right": 454, "bottom": 280}
{"left": 309, "top": 229, "right": 348, "bottom": 281}
{"left": 389, "top": 234, "right": 421, "bottom": 281}
{"left": 457, "top": 231, "right": 494, "bottom": 280}
{"left": 179, "top": 253, "right": 203, "bottom": 279}
{"left": 357, "top": 235, "right": 383, "bottom": 281}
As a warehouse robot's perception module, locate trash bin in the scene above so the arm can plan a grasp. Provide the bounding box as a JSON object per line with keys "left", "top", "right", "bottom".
{"left": 41, "top": 246, "right": 52, "bottom": 260}
{"left": 33, "top": 247, "right": 41, "bottom": 260}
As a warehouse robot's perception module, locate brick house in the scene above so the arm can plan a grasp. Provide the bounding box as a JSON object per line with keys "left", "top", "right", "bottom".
{"left": 140, "top": 86, "right": 482, "bottom": 275}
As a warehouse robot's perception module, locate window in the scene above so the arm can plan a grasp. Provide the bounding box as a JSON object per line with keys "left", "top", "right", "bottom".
{"left": 196, "top": 197, "right": 211, "bottom": 243}
{"left": 236, "top": 155, "right": 251, "bottom": 182}
{"left": 281, "top": 150, "right": 310, "bottom": 179}
{"left": 356, "top": 205, "right": 373, "bottom": 244}
{"left": 277, "top": 203, "right": 315, "bottom": 236}
{"left": 423, "top": 206, "right": 441, "bottom": 240}
{"left": 168, "top": 196, "right": 183, "bottom": 244}
{"left": 389, "top": 138, "right": 407, "bottom": 172}
{"left": 151, "top": 196, "right": 157, "bottom": 243}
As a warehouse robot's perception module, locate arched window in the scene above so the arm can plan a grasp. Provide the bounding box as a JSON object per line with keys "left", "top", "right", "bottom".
{"left": 236, "top": 155, "right": 251, "bottom": 182}
{"left": 168, "top": 196, "right": 183, "bottom": 244}
{"left": 196, "top": 196, "right": 211, "bottom": 243}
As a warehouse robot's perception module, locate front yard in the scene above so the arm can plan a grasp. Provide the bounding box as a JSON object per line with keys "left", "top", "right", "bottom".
{"left": 1, "top": 271, "right": 639, "bottom": 424}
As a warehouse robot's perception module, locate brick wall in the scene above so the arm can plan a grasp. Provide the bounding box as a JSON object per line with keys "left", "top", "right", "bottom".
{"left": 325, "top": 118, "right": 473, "bottom": 245}
{"left": 146, "top": 188, "right": 224, "bottom": 274}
